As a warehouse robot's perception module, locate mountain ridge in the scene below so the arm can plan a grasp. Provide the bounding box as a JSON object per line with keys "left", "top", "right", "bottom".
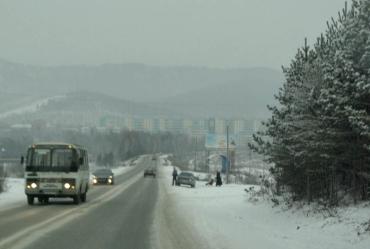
{"left": 0, "top": 59, "right": 283, "bottom": 118}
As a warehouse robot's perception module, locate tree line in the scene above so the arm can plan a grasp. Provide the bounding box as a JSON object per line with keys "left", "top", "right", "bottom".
{"left": 0, "top": 127, "right": 195, "bottom": 167}
{"left": 250, "top": 0, "right": 370, "bottom": 205}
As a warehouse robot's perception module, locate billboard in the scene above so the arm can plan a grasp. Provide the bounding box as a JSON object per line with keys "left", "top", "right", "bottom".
{"left": 205, "top": 133, "right": 237, "bottom": 149}
{"left": 220, "top": 155, "right": 230, "bottom": 173}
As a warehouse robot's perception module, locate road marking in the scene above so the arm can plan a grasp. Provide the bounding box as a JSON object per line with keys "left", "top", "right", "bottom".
{"left": 0, "top": 172, "right": 142, "bottom": 249}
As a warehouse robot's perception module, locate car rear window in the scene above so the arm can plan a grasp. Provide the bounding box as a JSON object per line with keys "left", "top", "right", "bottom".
{"left": 180, "top": 172, "right": 193, "bottom": 177}
{"left": 94, "top": 169, "right": 113, "bottom": 174}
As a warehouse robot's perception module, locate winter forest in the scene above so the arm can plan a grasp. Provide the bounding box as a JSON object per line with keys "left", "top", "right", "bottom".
{"left": 251, "top": 0, "right": 370, "bottom": 205}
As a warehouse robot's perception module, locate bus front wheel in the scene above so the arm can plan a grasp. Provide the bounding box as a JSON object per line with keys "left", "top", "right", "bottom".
{"left": 81, "top": 192, "right": 86, "bottom": 203}
{"left": 73, "top": 194, "right": 81, "bottom": 204}
{"left": 27, "top": 195, "right": 34, "bottom": 205}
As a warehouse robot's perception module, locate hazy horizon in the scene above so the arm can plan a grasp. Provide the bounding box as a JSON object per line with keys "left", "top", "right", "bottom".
{"left": 0, "top": 0, "right": 345, "bottom": 69}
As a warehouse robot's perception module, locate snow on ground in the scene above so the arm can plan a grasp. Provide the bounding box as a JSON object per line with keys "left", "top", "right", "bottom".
{"left": 0, "top": 95, "right": 66, "bottom": 119}
{"left": 0, "top": 178, "right": 25, "bottom": 209}
{"left": 159, "top": 156, "right": 370, "bottom": 249}
{"left": 107, "top": 156, "right": 144, "bottom": 176}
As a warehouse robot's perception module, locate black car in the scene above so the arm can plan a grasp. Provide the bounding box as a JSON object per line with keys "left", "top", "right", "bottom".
{"left": 144, "top": 167, "right": 156, "bottom": 177}
{"left": 176, "top": 172, "right": 196, "bottom": 188}
{"left": 92, "top": 168, "right": 114, "bottom": 185}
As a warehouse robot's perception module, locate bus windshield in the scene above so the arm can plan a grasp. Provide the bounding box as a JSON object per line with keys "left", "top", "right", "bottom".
{"left": 26, "top": 148, "right": 77, "bottom": 172}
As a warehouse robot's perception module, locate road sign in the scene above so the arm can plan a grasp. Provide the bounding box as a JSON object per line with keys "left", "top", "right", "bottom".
{"left": 205, "top": 133, "right": 237, "bottom": 149}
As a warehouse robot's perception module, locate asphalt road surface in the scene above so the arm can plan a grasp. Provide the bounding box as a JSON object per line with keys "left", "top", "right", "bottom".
{"left": 0, "top": 156, "right": 208, "bottom": 249}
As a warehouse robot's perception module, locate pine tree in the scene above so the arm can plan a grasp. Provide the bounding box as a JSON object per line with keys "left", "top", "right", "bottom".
{"left": 250, "top": 0, "right": 370, "bottom": 203}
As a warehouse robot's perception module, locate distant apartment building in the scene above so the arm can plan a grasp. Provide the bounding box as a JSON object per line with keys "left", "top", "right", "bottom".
{"left": 152, "top": 118, "right": 166, "bottom": 133}
{"left": 214, "top": 118, "right": 226, "bottom": 134}
{"left": 143, "top": 119, "right": 153, "bottom": 131}
{"left": 165, "top": 119, "right": 184, "bottom": 133}
{"left": 191, "top": 119, "right": 207, "bottom": 136}
{"left": 183, "top": 119, "right": 193, "bottom": 134}
{"left": 133, "top": 118, "right": 145, "bottom": 131}
{"left": 31, "top": 112, "right": 261, "bottom": 138}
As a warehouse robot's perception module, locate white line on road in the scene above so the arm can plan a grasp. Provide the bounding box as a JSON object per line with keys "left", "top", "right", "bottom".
{"left": 0, "top": 172, "right": 142, "bottom": 249}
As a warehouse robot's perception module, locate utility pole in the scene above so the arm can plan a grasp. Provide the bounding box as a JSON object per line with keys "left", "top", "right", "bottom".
{"left": 0, "top": 147, "right": 5, "bottom": 179}
{"left": 226, "top": 125, "right": 229, "bottom": 184}
{"left": 206, "top": 150, "right": 210, "bottom": 174}
{"left": 194, "top": 136, "right": 197, "bottom": 172}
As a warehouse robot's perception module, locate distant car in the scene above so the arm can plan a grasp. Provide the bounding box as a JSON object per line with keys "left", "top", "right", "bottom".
{"left": 92, "top": 168, "right": 114, "bottom": 185}
{"left": 176, "top": 172, "right": 196, "bottom": 188}
{"left": 144, "top": 167, "right": 156, "bottom": 178}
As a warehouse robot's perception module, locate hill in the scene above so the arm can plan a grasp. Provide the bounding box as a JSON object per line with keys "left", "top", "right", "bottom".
{"left": 155, "top": 68, "right": 283, "bottom": 118}
{"left": 0, "top": 59, "right": 283, "bottom": 118}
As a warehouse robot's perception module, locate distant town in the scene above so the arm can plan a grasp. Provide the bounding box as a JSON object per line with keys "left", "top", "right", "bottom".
{"left": 5, "top": 115, "right": 262, "bottom": 148}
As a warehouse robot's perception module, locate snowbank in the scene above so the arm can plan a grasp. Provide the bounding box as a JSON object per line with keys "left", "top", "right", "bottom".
{"left": 160, "top": 158, "right": 370, "bottom": 249}
{"left": 0, "top": 178, "right": 25, "bottom": 209}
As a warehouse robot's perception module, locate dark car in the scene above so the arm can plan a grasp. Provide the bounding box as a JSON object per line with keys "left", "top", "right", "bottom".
{"left": 92, "top": 168, "right": 114, "bottom": 185}
{"left": 144, "top": 167, "right": 156, "bottom": 177}
{"left": 176, "top": 172, "right": 196, "bottom": 188}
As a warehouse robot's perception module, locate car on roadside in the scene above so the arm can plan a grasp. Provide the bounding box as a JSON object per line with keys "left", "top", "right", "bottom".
{"left": 92, "top": 168, "right": 114, "bottom": 185}
{"left": 144, "top": 167, "right": 156, "bottom": 178}
{"left": 176, "top": 172, "right": 196, "bottom": 188}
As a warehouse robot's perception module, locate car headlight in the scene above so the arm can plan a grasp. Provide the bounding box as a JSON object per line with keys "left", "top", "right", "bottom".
{"left": 108, "top": 179, "right": 112, "bottom": 183}
{"left": 93, "top": 179, "right": 97, "bottom": 184}
{"left": 30, "top": 182, "right": 38, "bottom": 189}
{"left": 64, "top": 183, "right": 71, "bottom": 189}
{"left": 109, "top": 175, "right": 113, "bottom": 179}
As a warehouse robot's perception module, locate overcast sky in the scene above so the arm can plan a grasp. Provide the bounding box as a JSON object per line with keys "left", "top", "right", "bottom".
{"left": 0, "top": 0, "right": 345, "bottom": 69}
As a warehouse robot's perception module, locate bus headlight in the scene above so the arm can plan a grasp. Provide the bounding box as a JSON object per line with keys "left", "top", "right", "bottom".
{"left": 93, "top": 179, "right": 97, "bottom": 184}
{"left": 30, "top": 182, "right": 38, "bottom": 189}
{"left": 62, "top": 179, "right": 76, "bottom": 190}
{"left": 108, "top": 179, "right": 112, "bottom": 184}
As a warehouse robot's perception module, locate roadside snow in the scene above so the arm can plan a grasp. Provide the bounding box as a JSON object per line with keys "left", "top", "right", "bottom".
{"left": 159, "top": 157, "right": 370, "bottom": 249}
{"left": 0, "top": 178, "right": 25, "bottom": 209}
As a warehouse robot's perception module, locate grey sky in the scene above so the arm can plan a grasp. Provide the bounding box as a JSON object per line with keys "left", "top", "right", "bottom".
{"left": 0, "top": 0, "right": 345, "bottom": 69}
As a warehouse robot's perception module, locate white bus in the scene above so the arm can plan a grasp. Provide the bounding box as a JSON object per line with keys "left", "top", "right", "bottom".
{"left": 24, "top": 143, "right": 90, "bottom": 205}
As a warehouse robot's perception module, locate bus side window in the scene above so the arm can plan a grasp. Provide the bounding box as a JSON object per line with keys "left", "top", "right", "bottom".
{"left": 80, "top": 150, "right": 87, "bottom": 170}
{"left": 26, "top": 149, "right": 32, "bottom": 166}
{"left": 72, "top": 149, "right": 80, "bottom": 169}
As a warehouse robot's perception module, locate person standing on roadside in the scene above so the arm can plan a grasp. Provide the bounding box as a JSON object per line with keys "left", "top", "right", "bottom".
{"left": 216, "top": 171, "right": 222, "bottom": 187}
{"left": 172, "top": 167, "right": 178, "bottom": 186}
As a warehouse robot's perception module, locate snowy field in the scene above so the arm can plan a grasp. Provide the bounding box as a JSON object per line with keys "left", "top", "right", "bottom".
{"left": 0, "top": 95, "right": 66, "bottom": 119}
{"left": 159, "top": 156, "right": 370, "bottom": 249}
